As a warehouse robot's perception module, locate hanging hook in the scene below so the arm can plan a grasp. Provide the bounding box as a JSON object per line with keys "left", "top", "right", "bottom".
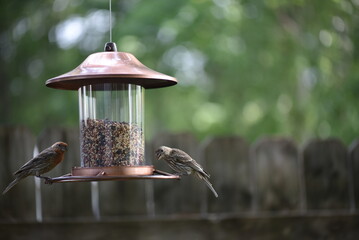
{"left": 104, "top": 42, "right": 117, "bottom": 52}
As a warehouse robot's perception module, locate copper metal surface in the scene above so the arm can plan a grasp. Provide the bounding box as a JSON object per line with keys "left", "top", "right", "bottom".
{"left": 46, "top": 169, "right": 180, "bottom": 183}
{"left": 72, "top": 165, "right": 154, "bottom": 176}
{"left": 46, "top": 46, "right": 177, "bottom": 90}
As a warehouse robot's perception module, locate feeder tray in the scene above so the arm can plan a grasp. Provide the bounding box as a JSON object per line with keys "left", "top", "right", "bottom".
{"left": 46, "top": 168, "right": 180, "bottom": 183}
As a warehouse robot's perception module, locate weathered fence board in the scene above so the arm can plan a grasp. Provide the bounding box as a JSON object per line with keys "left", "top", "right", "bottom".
{"left": 149, "top": 132, "right": 201, "bottom": 215}
{"left": 0, "top": 126, "right": 358, "bottom": 223}
{"left": 99, "top": 180, "right": 148, "bottom": 218}
{"left": 303, "top": 138, "right": 350, "bottom": 210}
{"left": 251, "top": 137, "right": 300, "bottom": 211}
{"left": 61, "top": 128, "right": 93, "bottom": 219}
{"left": 0, "top": 126, "right": 36, "bottom": 221}
{"left": 350, "top": 140, "right": 359, "bottom": 210}
{"left": 201, "top": 136, "right": 251, "bottom": 213}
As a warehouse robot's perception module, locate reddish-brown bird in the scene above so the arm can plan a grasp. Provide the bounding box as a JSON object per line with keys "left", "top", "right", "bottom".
{"left": 2, "top": 142, "right": 68, "bottom": 194}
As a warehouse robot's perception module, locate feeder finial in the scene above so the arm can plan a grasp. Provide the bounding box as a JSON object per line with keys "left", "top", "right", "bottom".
{"left": 104, "top": 42, "right": 117, "bottom": 52}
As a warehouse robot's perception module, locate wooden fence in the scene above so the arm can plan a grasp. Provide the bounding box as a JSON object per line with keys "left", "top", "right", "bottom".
{"left": 1, "top": 126, "right": 358, "bottom": 223}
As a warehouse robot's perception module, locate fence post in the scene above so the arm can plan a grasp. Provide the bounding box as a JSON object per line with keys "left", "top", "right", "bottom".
{"left": 349, "top": 139, "right": 359, "bottom": 211}
{"left": 0, "top": 126, "right": 36, "bottom": 221}
{"left": 201, "top": 136, "right": 251, "bottom": 214}
{"left": 251, "top": 137, "right": 300, "bottom": 212}
{"left": 303, "top": 138, "right": 350, "bottom": 210}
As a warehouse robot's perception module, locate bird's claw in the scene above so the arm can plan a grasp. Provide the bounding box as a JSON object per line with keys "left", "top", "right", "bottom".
{"left": 44, "top": 177, "right": 53, "bottom": 185}
{"left": 36, "top": 176, "right": 53, "bottom": 185}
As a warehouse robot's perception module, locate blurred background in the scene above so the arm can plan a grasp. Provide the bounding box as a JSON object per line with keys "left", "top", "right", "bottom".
{"left": 1, "top": 0, "right": 358, "bottom": 143}
{"left": 1, "top": 0, "right": 359, "bottom": 239}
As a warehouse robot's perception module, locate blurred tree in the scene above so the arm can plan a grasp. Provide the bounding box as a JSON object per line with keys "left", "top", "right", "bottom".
{"left": 0, "top": 0, "right": 358, "bottom": 143}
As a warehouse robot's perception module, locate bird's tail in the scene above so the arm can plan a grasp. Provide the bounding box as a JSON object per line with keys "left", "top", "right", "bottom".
{"left": 3, "top": 177, "right": 22, "bottom": 195}
{"left": 196, "top": 172, "right": 218, "bottom": 198}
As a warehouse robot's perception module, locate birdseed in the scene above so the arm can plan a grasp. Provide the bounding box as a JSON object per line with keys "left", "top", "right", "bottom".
{"left": 80, "top": 119, "right": 144, "bottom": 167}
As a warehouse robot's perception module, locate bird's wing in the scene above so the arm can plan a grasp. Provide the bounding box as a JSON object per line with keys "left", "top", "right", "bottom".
{"left": 171, "top": 148, "right": 210, "bottom": 178}
{"left": 190, "top": 160, "right": 210, "bottom": 178}
{"left": 14, "top": 149, "right": 57, "bottom": 175}
{"left": 170, "top": 148, "right": 193, "bottom": 163}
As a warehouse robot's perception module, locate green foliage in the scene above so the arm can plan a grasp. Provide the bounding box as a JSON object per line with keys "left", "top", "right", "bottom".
{"left": 0, "top": 0, "right": 358, "bottom": 143}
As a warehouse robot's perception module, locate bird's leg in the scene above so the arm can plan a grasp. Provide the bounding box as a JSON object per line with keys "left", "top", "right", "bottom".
{"left": 36, "top": 175, "right": 53, "bottom": 185}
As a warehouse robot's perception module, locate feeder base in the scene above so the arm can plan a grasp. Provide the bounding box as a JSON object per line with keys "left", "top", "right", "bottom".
{"left": 43, "top": 169, "right": 180, "bottom": 183}
{"left": 72, "top": 165, "right": 154, "bottom": 177}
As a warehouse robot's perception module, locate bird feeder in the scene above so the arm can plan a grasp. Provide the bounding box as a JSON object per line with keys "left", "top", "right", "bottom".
{"left": 45, "top": 42, "right": 179, "bottom": 182}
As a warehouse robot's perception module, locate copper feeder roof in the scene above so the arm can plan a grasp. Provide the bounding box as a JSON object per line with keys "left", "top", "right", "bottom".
{"left": 46, "top": 42, "right": 177, "bottom": 90}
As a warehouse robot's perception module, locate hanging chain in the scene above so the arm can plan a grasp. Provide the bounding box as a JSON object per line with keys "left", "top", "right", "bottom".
{"left": 109, "top": 0, "right": 112, "bottom": 42}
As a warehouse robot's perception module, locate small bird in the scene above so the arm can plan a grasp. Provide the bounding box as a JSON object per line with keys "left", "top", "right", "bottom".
{"left": 3, "top": 141, "right": 68, "bottom": 195}
{"left": 155, "top": 146, "right": 218, "bottom": 198}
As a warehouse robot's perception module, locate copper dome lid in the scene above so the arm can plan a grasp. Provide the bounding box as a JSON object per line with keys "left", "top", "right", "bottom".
{"left": 46, "top": 42, "right": 177, "bottom": 90}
